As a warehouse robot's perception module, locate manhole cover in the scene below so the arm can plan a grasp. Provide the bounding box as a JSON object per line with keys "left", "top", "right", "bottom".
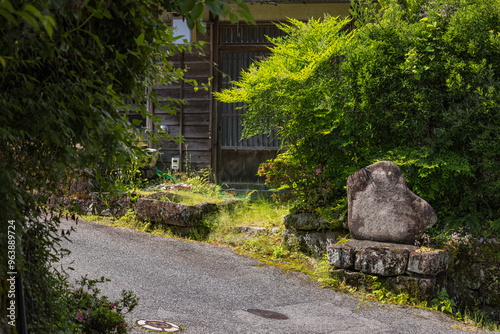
{"left": 135, "top": 319, "right": 181, "bottom": 332}
{"left": 246, "top": 309, "right": 289, "bottom": 320}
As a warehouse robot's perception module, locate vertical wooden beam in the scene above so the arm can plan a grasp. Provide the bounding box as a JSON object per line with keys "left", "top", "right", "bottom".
{"left": 179, "top": 51, "right": 185, "bottom": 172}
{"left": 146, "top": 86, "right": 154, "bottom": 148}
{"left": 211, "top": 15, "right": 220, "bottom": 181}
{"left": 208, "top": 19, "right": 214, "bottom": 180}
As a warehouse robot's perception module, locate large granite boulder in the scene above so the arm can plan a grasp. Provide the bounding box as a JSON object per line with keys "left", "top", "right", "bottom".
{"left": 347, "top": 161, "right": 437, "bottom": 244}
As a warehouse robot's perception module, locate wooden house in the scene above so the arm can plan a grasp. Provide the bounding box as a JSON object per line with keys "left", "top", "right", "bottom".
{"left": 139, "top": 1, "right": 352, "bottom": 187}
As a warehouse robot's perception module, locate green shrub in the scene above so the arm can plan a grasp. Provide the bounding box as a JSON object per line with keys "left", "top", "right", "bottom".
{"left": 69, "top": 276, "right": 139, "bottom": 334}
{"left": 0, "top": 0, "right": 253, "bottom": 331}
{"left": 217, "top": 0, "right": 500, "bottom": 236}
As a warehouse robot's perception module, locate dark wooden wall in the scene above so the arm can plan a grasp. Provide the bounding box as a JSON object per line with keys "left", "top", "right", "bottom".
{"left": 152, "top": 2, "right": 352, "bottom": 185}
{"left": 154, "top": 24, "right": 214, "bottom": 174}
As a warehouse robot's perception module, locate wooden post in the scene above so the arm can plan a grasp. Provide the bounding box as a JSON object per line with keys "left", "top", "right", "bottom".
{"left": 146, "top": 86, "right": 154, "bottom": 148}
{"left": 211, "top": 16, "right": 220, "bottom": 182}
{"left": 179, "top": 50, "right": 184, "bottom": 172}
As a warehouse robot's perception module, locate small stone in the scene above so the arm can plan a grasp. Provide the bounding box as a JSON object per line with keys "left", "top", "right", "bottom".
{"left": 283, "top": 213, "right": 326, "bottom": 231}
{"left": 282, "top": 229, "right": 340, "bottom": 256}
{"left": 347, "top": 161, "right": 438, "bottom": 244}
{"left": 69, "top": 177, "right": 91, "bottom": 195}
{"left": 282, "top": 229, "right": 300, "bottom": 249}
{"left": 195, "top": 202, "right": 218, "bottom": 215}
{"left": 329, "top": 268, "right": 347, "bottom": 281}
{"left": 330, "top": 269, "right": 374, "bottom": 288}
{"left": 86, "top": 202, "right": 94, "bottom": 215}
{"left": 385, "top": 276, "right": 436, "bottom": 301}
{"left": 216, "top": 199, "right": 241, "bottom": 211}
{"left": 100, "top": 208, "right": 111, "bottom": 216}
{"left": 232, "top": 226, "right": 268, "bottom": 236}
{"left": 407, "top": 249, "right": 449, "bottom": 276}
{"left": 106, "top": 193, "right": 132, "bottom": 216}
{"left": 135, "top": 198, "right": 203, "bottom": 227}
{"left": 355, "top": 246, "right": 409, "bottom": 276}
{"left": 269, "top": 228, "right": 280, "bottom": 234}
{"left": 327, "top": 244, "right": 355, "bottom": 269}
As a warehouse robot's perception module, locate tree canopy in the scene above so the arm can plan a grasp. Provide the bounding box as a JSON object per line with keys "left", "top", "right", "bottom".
{"left": 217, "top": 0, "right": 500, "bottom": 236}
{"left": 0, "top": 0, "right": 252, "bottom": 332}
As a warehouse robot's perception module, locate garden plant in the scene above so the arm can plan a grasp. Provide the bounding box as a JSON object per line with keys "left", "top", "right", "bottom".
{"left": 0, "top": 0, "right": 253, "bottom": 332}
{"left": 217, "top": 0, "right": 500, "bottom": 237}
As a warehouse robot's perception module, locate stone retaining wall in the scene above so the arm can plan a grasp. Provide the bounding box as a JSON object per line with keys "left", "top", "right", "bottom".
{"left": 135, "top": 197, "right": 240, "bottom": 235}
{"left": 281, "top": 213, "right": 342, "bottom": 256}
{"left": 48, "top": 193, "right": 132, "bottom": 216}
{"left": 327, "top": 239, "right": 449, "bottom": 301}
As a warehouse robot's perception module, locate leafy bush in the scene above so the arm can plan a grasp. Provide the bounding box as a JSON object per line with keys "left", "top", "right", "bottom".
{"left": 69, "top": 276, "right": 138, "bottom": 334}
{"left": 217, "top": 0, "right": 500, "bottom": 236}
{"left": 432, "top": 288, "right": 458, "bottom": 315}
{"left": 0, "top": 0, "right": 253, "bottom": 332}
{"left": 258, "top": 153, "right": 340, "bottom": 214}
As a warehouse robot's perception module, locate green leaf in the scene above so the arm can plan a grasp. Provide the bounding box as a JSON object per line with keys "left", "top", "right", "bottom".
{"left": 179, "top": 0, "right": 196, "bottom": 14}
{"left": 23, "top": 5, "right": 42, "bottom": 19}
{"left": 16, "top": 11, "right": 40, "bottom": 31}
{"left": 0, "top": 8, "right": 17, "bottom": 24}
{"left": 115, "top": 50, "right": 127, "bottom": 62}
{"left": 190, "top": 2, "right": 203, "bottom": 21}
{"left": 103, "top": 9, "right": 112, "bottom": 19}
{"left": 134, "top": 33, "right": 146, "bottom": 46}
{"left": 41, "top": 15, "right": 56, "bottom": 38}
{"left": 196, "top": 20, "right": 206, "bottom": 34}
{"left": 205, "top": 1, "right": 223, "bottom": 16}
{"left": 0, "top": 0, "right": 15, "bottom": 12}
{"left": 229, "top": 12, "right": 238, "bottom": 23}
{"left": 237, "top": 8, "right": 256, "bottom": 25}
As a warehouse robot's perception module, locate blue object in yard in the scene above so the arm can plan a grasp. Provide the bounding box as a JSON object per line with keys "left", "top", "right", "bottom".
{"left": 156, "top": 169, "right": 178, "bottom": 182}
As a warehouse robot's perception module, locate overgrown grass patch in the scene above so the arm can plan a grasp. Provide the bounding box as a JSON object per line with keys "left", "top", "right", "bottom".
{"left": 80, "top": 172, "right": 500, "bottom": 332}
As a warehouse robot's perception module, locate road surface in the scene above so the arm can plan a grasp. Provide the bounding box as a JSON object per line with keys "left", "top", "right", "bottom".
{"left": 59, "top": 218, "right": 485, "bottom": 334}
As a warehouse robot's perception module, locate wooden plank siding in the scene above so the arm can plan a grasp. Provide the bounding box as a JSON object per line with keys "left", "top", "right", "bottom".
{"left": 149, "top": 2, "right": 353, "bottom": 184}
{"left": 153, "top": 24, "right": 214, "bottom": 173}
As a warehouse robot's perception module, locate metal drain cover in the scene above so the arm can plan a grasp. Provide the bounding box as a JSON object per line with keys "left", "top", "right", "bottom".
{"left": 246, "top": 309, "right": 289, "bottom": 320}
{"left": 135, "top": 319, "right": 181, "bottom": 332}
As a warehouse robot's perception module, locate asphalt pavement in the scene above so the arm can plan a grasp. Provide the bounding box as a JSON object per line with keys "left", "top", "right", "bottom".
{"left": 58, "top": 218, "right": 488, "bottom": 334}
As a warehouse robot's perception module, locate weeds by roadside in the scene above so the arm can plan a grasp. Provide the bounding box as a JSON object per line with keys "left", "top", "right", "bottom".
{"left": 69, "top": 276, "right": 138, "bottom": 334}
{"left": 76, "top": 170, "right": 500, "bottom": 332}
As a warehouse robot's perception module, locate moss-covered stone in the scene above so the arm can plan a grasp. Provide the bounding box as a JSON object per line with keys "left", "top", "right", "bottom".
{"left": 327, "top": 243, "right": 355, "bottom": 269}
{"left": 385, "top": 275, "right": 437, "bottom": 302}
{"left": 407, "top": 249, "right": 449, "bottom": 276}
{"left": 329, "top": 269, "right": 374, "bottom": 288}
{"left": 283, "top": 213, "right": 327, "bottom": 230}
{"left": 282, "top": 228, "right": 341, "bottom": 256}
{"left": 355, "top": 246, "right": 410, "bottom": 276}
{"left": 443, "top": 237, "right": 500, "bottom": 321}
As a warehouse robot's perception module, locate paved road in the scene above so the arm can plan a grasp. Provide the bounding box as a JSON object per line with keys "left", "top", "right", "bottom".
{"left": 59, "top": 218, "right": 485, "bottom": 334}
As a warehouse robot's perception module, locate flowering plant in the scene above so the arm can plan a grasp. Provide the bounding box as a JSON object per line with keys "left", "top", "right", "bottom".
{"left": 69, "top": 275, "right": 138, "bottom": 334}
{"left": 258, "top": 154, "right": 339, "bottom": 214}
